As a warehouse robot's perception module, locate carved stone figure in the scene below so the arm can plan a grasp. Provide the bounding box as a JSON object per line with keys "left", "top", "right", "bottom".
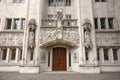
{"left": 29, "top": 27, "right": 35, "bottom": 48}
{"left": 57, "top": 8, "right": 63, "bottom": 20}
{"left": 55, "top": 27, "right": 63, "bottom": 40}
{"left": 82, "top": 19, "right": 93, "bottom": 49}
{"left": 28, "top": 19, "right": 37, "bottom": 48}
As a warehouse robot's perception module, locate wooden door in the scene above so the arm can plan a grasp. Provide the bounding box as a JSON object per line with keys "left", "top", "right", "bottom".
{"left": 52, "top": 47, "right": 67, "bottom": 71}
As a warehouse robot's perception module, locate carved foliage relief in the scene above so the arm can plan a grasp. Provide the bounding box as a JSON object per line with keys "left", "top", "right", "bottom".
{"left": 96, "top": 32, "right": 120, "bottom": 46}
{"left": 0, "top": 32, "right": 24, "bottom": 47}
{"left": 39, "top": 28, "right": 79, "bottom": 44}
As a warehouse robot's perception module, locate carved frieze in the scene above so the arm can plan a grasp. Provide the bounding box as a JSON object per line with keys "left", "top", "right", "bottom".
{"left": 96, "top": 32, "right": 120, "bottom": 46}
{"left": 63, "top": 28, "right": 79, "bottom": 44}
{"left": 39, "top": 27, "right": 79, "bottom": 44}
{"left": 0, "top": 32, "right": 24, "bottom": 47}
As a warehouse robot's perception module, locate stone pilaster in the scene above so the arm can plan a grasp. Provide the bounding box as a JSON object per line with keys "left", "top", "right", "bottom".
{"left": 15, "top": 48, "right": 19, "bottom": 63}
{"left": 11, "top": 18, "right": 14, "bottom": 30}
{"left": 99, "top": 48, "right": 104, "bottom": 63}
{"left": 108, "top": 48, "right": 114, "bottom": 63}
{"left": 6, "top": 48, "right": 10, "bottom": 63}
{"left": 106, "top": 18, "right": 109, "bottom": 29}
{"left": 0, "top": 48, "right": 2, "bottom": 60}
{"left": 98, "top": 18, "right": 101, "bottom": 30}
{"left": 19, "top": 18, "right": 22, "bottom": 30}
{"left": 118, "top": 48, "right": 120, "bottom": 61}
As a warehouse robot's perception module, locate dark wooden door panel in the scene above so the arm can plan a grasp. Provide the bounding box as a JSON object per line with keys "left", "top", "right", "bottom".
{"left": 52, "top": 47, "right": 66, "bottom": 71}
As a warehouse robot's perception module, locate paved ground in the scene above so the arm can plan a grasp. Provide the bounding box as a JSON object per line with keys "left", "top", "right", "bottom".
{"left": 0, "top": 72, "right": 120, "bottom": 80}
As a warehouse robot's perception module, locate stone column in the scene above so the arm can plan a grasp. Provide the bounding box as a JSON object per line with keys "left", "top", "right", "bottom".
{"left": 6, "top": 48, "right": 10, "bottom": 63}
{"left": 117, "top": 48, "right": 120, "bottom": 61}
{"left": 99, "top": 48, "right": 104, "bottom": 63}
{"left": 108, "top": 48, "right": 114, "bottom": 63}
{"left": 15, "top": 48, "right": 19, "bottom": 63}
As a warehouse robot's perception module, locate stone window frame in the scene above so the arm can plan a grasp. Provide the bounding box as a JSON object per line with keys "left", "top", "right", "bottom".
{"left": 5, "top": 18, "right": 26, "bottom": 30}
{"left": 1, "top": 48, "right": 7, "bottom": 60}
{"left": 13, "top": 18, "right": 20, "bottom": 30}
{"left": 11, "top": 48, "right": 16, "bottom": 60}
{"left": 94, "top": 17, "right": 115, "bottom": 30}
{"left": 48, "top": 14, "right": 54, "bottom": 19}
{"left": 113, "top": 48, "right": 118, "bottom": 61}
{"left": 0, "top": 48, "right": 23, "bottom": 63}
{"left": 94, "top": 17, "right": 98, "bottom": 29}
{"left": 48, "top": 0, "right": 71, "bottom": 7}
{"left": 100, "top": 17, "right": 106, "bottom": 29}
{"left": 108, "top": 17, "right": 114, "bottom": 29}
{"left": 95, "top": 0, "right": 107, "bottom": 2}
{"left": 21, "top": 18, "right": 26, "bottom": 30}
{"left": 13, "top": 0, "right": 25, "bottom": 3}
{"left": 103, "top": 48, "right": 109, "bottom": 61}
{"left": 5, "top": 18, "right": 12, "bottom": 30}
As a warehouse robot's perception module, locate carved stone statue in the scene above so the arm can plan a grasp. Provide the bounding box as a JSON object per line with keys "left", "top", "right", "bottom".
{"left": 28, "top": 19, "right": 37, "bottom": 48}
{"left": 57, "top": 8, "right": 63, "bottom": 20}
{"left": 54, "top": 27, "right": 63, "bottom": 40}
{"left": 82, "top": 19, "right": 93, "bottom": 49}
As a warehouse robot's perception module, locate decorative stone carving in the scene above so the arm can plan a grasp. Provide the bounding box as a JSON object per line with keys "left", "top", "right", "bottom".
{"left": 57, "top": 8, "right": 63, "bottom": 20}
{"left": 28, "top": 19, "right": 37, "bottom": 25}
{"left": 28, "top": 19, "right": 37, "bottom": 48}
{"left": 96, "top": 32, "right": 120, "bottom": 46}
{"left": 0, "top": 32, "right": 24, "bottom": 47}
{"left": 39, "top": 27, "right": 79, "bottom": 44}
{"left": 54, "top": 27, "right": 63, "bottom": 40}
{"left": 82, "top": 19, "right": 93, "bottom": 49}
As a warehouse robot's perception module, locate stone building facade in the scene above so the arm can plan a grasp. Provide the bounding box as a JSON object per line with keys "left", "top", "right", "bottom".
{"left": 0, "top": 0, "right": 120, "bottom": 73}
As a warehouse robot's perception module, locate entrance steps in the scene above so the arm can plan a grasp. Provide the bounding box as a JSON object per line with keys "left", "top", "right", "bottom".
{"left": 40, "top": 71, "right": 80, "bottom": 74}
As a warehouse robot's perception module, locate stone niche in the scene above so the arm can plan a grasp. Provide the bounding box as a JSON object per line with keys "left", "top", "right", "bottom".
{"left": 96, "top": 32, "right": 120, "bottom": 46}
{"left": 0, "top": 31, "right": 24, "bottom": 47}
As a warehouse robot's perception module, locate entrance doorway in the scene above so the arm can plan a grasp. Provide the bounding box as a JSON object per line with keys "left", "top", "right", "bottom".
{"left": 52, "top": 47, "right": 67, "bottom": 71}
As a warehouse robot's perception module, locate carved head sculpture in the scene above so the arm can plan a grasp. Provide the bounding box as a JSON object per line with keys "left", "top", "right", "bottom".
{"left": 28, "top": 19, "right": 37, "bottom": 31}
{"left": 28, "top": 19, "right": 37, "bottom": 26}
{"left": 82, "top": 19, "right": 92, "bottom": 30}
{"left": 57, "top": 8, "right": 63, "bottom": 20}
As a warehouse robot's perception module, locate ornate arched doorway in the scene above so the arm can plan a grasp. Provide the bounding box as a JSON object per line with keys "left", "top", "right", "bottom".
{"left": 52, "top": 47, "right": 67, "bottom": 71}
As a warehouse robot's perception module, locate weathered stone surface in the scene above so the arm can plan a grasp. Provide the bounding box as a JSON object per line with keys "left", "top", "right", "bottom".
{"left": 96, "top": 32, "right": 120, "bottom": 46}
{"left": 39, "top": 27, "right": 79, "bottom": 44}
{"left": 0, "top": 32, "right": 24, "bottom": 47}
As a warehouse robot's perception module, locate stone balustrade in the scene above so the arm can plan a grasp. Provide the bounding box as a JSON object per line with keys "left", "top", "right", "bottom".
{"left": 41, "top": 19, "right": 57, "bottom": 27}
{"left": 62, "top": 19, "right": 77, "bottom": 27}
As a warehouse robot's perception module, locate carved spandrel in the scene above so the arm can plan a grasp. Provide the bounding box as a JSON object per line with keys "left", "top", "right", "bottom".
{"left": 0, "top": 32, "right": 24, "bottom": 47}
